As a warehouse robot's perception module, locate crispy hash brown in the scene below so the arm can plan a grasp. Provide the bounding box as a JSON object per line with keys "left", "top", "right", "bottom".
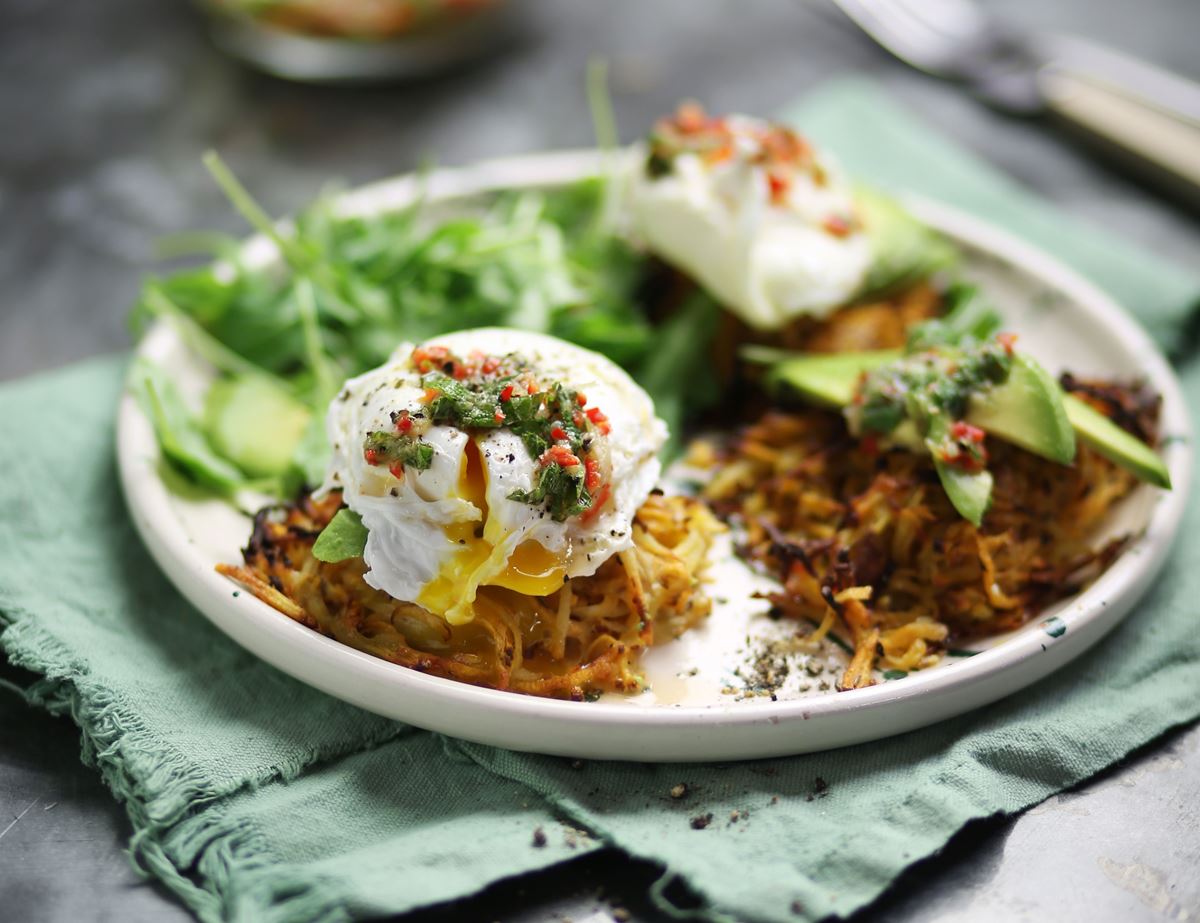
{"left": 218, "top": 491, "right": 722, "bottom": 700}
{"left": 696, "top": 378, "right": 1158, "bottom": 691}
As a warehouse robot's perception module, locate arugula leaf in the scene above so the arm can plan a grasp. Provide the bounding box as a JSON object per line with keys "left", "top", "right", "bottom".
{"left": 635, "top": 291, "right": 722, "bottom": 461}
{"left": 312, "top": 509, "right": 369, "bottom": 562}
{"left": 132, "top": 158, "right": 711, "bottom": 500}
{"left": 905, "top": 284, "right": 1002, "bottom": 352}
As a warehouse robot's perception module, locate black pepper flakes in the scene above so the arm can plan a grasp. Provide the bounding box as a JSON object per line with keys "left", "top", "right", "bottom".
{"left": 531, "top": 827, "right": 547, "bottom": 848}
{"left": 690, "top": 813, "right": 713, "bottom": 830}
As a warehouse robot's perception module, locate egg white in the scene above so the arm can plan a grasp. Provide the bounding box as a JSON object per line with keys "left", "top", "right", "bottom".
{"left": 322, "top": 328, "right": 666, "bottom": 625}
{"left": 627, "top": 115, "right": 871, "bottom": 329}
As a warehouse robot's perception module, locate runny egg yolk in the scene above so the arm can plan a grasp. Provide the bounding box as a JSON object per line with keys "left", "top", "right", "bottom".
{"left": 415, "top": 440, "right": 568, "bottom": 623}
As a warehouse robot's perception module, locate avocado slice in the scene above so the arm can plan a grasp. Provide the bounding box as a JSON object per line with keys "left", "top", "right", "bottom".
{"left": 766, "top": 350, "right": 1074, "bottom": 468}
{"left": 763, "top": 349, "right": 900, "bottom": 407}
{"left": 855, "top": 186, "right": 959, "bottom": 300}
{"left": 204, "top": 374, "right": 312, "bottom": 478}
{"left": 1064, "top": 394, "right": 1172, "bottom": 489}
{"left": 967, "top": 354, "right": 1075, "bottom": 465}
{"left": 934, "top": 459, "right": 993, "bottom": 527}
{"left": 759, "top": 349, "right": 1169, "bottom": 489}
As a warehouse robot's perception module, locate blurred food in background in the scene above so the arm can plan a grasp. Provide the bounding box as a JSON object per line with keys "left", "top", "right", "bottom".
{"left": 199, "top": 0, "right": 524, "bottom": 83}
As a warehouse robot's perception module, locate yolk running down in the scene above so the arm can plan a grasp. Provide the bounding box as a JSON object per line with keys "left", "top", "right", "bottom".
{"left": 416, "top": 440, "right": 567, "bottom": 622}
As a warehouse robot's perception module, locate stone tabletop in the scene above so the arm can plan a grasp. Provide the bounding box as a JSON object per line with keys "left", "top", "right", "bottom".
{"left": 1, "top": 1, "right": 1198, "bottom": 920}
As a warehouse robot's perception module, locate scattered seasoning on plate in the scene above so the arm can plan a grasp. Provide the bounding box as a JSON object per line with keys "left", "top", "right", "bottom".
{"left": 669, "top": 783, "right": 689, "bottom": 800}
{"left": 805, "top": 776, "right": 830, "bottom": 802}
{"left": 531, "top": 827, "right": 547, "bottom": 848}
{"left": 690, "top": 813, "right": 714, "bottom": 830}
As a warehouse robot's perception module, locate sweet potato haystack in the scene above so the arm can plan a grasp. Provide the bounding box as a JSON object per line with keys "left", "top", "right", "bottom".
{"left": 695, "top": 375, "right": 1160, "bottom": 691}
{"left": 218, "top": 491, "right": 722, "bottom": 700}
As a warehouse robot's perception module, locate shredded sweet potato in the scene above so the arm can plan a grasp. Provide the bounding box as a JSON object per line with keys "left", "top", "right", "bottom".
{"left": 218, "top": 491, "right": 722, "bottom": 700}
{"left": 699, "top": 397, "right": 1149, "bottom": 690}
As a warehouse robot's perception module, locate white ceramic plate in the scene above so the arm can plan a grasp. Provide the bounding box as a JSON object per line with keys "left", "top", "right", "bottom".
{"left": 117, "top": 151, "right": 1192, "bottom": 762}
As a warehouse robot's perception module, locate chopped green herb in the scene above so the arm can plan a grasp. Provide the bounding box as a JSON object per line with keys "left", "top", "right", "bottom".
{"left": 363, "top": 432, "right": 435, "bottom": 471}
{"left": 509, "top": 462, "right": 593, "bottom": 522}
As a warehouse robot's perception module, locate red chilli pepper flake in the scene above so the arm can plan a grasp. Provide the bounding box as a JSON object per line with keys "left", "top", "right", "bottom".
{"left": 823, "top": 214, "right": 852, "bottom": 237}
{"left": 395, "top": 412, "right": 413, "bottom": 434}
{"left": 580, "top": 483, "right": 611, "bottom": 524}
{"left": 576, "top": 392, "right": 588, "bottom": 406}
{"left": 675, "top": 101, "right": 707, "bottom": 133}
{"left": 767, "top": 171, "right": 791, "bottom": 205}
{"left": 389, "top": 462, "right": 405, "bottom": 479}
{"left": 550, "top": 425, "right": 569, "bottom": 442}
{"left": 364, "top": 448, "right": 380, "bottom": 465}
{"left": 997, "top": 332, "right": 1018, "bottom": 356}
{"left": 546, "top": 445, "right": 581, "bottom": 468}
{"left": 499, "top": 384, "right": 515, "bottom": 402}
{"left": 494, "top": 410, "right": 505, "bottom": 423}
{"left": 584, "top": 457, "right": 601, "bottom": 492}
{"left": 951, "top": 421, "right": 985, "bottom": 443}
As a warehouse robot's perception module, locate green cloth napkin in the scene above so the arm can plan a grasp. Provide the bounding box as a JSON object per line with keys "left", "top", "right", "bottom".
{"left": 3, "top": 80, "right": 1199, "bottom": 923}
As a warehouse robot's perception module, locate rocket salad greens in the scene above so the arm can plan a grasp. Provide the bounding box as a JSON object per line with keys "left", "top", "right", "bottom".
{"left": 130, "top": 154, "right": 718, "bottom": 500}
{"left": 130, "top": 127, "right": 951, "bottom": 504}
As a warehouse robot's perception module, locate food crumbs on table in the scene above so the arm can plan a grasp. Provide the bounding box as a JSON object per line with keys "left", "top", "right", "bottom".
{"left": 770, "top": 795, "right": 780, "bottom": 805}
{"left": 814, "top": 776, "right": 829, "bottom": 795}
{"left": 670, "top": 783, "right": 689, "bottom": 799}
{"left": 531, "top": 827, "right": 547, "bottom": 848}
{"left": 690, "top": 813, "right": 714, "bottom": 830}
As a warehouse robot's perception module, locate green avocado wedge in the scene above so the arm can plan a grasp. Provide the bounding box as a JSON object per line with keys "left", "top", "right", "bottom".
{"left": 933, "top": 459, "right": 993, "bottom": 527}
{"left": 752, "top": 347, "right": 900, "bottom": 408}
{"left": 966, "top": 354, "right": 1075, "bottom": 465}
{"left": 203, "top": 374, "right": 312, "bottom": 478}
{"left": 753, "top": 348, "right": 1170, "bottom": 490}
{"left": 1064, "top": 394, "right": 1172, "bottom": 489}
{"left": 854, "top": 186, "right": 959, "bottom": 300}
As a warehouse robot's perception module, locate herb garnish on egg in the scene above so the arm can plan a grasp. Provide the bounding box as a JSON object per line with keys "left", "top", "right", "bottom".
{"left": 359, "top": 344, "right": 613, "bottom": 523}
{"left": 322, "top": 328, "right": 667, "bottom": 626}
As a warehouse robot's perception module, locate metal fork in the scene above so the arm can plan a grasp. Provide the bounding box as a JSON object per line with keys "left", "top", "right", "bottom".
{"left": 831, "top": 0, "right": 1200, "bottom": 206}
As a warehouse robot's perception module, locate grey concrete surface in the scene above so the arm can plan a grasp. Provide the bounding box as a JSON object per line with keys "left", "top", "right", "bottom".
{"left": 1, "top": 0, "right": 1198, "bottom": 920}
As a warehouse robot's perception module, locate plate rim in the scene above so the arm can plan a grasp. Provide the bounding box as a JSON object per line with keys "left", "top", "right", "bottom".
{"left": 117, "top": 149, "right": 1193, "bottom": 760}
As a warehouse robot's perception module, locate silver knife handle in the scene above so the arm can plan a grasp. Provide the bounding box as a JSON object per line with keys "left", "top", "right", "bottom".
{"left": 1036, "top": 45, "right": 1200, "bottom": 205}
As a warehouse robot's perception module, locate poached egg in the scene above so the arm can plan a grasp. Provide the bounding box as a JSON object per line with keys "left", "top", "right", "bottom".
{"left": 628, "top": 103, "right": 872, "bottom": 330}
{"left": 322, "top": 328, "right": 666, "bottom": 625}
